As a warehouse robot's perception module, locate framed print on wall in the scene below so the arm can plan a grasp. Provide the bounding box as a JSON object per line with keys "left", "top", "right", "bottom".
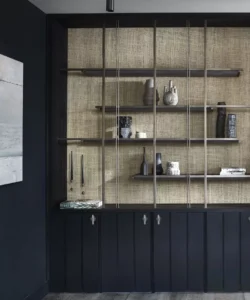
{"left": 0, "top": 54, "right": 23, "bottom": 185}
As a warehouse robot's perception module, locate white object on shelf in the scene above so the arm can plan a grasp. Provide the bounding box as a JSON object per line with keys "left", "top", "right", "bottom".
{"left": 166, "top": 161, "right": 180, "bottom": 176}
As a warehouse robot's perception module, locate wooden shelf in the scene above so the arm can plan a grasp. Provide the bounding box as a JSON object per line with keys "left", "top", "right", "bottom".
{"left": 62, "top": 68, "right": 242, "bottom": 77}
{"left": 58, "top": 138, "right": 239, "bottom": 144}
{"left": 132, "top": 174, "right": 250, "bottom": 180}
{"left": 95, "top": 105, "right": 214, "bottom": 113}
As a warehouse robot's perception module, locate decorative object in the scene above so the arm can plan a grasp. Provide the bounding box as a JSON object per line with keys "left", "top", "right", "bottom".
{"left": 152, "top": 153, "right": 164, "bottom": 175}
{"left": 81, "top": 155, "right": 84, "bottom": 186}
{"left": 220, "top": 167, "right": 246, "bottom": 176}
{"left": 166, "top": 161, "right": 180, "bottom": 176}
{"left": 0, "top": 54, "right": 23, "bottom": 186}
{"left": 140, "top": 147, "right": 148, "bottom": 175}
{"left": 106, "top": 0, "right": 114, "bottom": 12}
{"left": 117, "top": 116, "right": 132, "bottom": 138}
{"left": 163, "top": 80, "right": 179, "bottom": 106}
{"left": 227, "top": 114, "right": 237, "bottom": 138}
{"left": 143, "top": 78, "right": 160, "bottom": 106}
{"left": 70, "top": 151, "right": 74, "bottom": 182}
{"left": 216, "top": 102, "right": 226, "bottom": 138}
{"left": 136, "top": 132, "right": 147, "bottom": 138}
{"left": 60, "top": 200, "right": 102, "bottom": 209}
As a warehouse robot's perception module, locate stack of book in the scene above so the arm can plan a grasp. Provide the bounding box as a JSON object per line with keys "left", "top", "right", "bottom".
{"left": 220, "top": 168, "right": 246, "bottom": 176}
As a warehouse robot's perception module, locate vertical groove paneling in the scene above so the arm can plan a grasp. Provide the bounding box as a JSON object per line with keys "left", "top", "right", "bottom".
{"left": 49, "top": 211, "right": 66, "bottom": 292}
{"left": 153, "top": 212, "right": 170, "bottom": 292}
{"left": 65, "top": 214, "right": 82, "bottom": 292}
{"left": 135, "top": 212, "right": 151, "bottom": 292}
{"left": 117, "top": 213, "right": 135, "bottom": 292}
{"left": 224, "top": 212, "right": 240, "bottom": 292}
{"left": 207, "top": 212, "right": 223, "bottom": 291}
{"left": 171, "top": 212, "right": 187, "bottom": 291}
{"left": 241, "top": 212, "right": 250, "bottom": 291}
{"left": 82, "top": 213, "right": 100, "bottom": 292}
{"left": 188, "top": 212, "right": 204, "bottom": 291}
{"left": 101, "top": 212, "right": 117, "bottom": 292}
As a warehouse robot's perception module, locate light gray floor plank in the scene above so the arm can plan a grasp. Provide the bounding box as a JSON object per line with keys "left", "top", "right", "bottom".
{"left": 244, "top": 293, "right": 250, "bottom": 300}
{"left": 214, "top": 293, "right": 244, "bottom": 300}
{"left": 43, "top": 293, "right": 248, "bottom": 300}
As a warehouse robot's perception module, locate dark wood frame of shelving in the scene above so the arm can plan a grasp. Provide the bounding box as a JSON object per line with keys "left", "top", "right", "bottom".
{"left": 132, "top": 174, "right": 250, "bottom": 180}
{"left": 61, "top": 68, "right": 243, "bottom": 77}
{"left": 58, "top": 137, "right": 240, "bottom": 144}
{"left": 95, "top": 105, "right": 214, "bottom": 112}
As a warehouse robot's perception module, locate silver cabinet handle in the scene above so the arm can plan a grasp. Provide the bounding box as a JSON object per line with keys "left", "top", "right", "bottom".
{"left": 90, "top": 214, "right": 96, "bottom": 226}
{"left": 142, "top": 214, "right": 148, "bottom": 225}
{"left": 248, "top": 216, "right": 250, "bottom": 222}
{"left": 156, "top": 214, "right": 161, "bottom": 225}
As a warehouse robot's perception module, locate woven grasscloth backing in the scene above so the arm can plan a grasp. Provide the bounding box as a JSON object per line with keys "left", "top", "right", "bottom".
{"left": 67, "top": 27, "right": 250, "bottom": 204}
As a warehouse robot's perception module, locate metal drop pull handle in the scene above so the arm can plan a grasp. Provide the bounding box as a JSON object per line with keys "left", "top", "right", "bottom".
{"left": 156, "top": 214, "right": 161, "bottom": 225}
{"left": 142, "top": 214, "right": 148, "bottom": 225}
{"left": 90, "top": 214, "right": 96, "bottom": 226}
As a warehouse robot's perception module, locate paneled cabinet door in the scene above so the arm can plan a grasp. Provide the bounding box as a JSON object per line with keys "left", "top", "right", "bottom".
{"left": 117, "top": 213, "right": 135, "bottom": 292}
{"left": 207, "top": 212, "right": 240, "bottom": 292}
{"left": 171, "top": 212, "right": 188, "bottom": 292}
{"left": 153, "top": 212, "right": 170, "bottom": 292}
{"left": 241, "top": 212, "right": 250, "bottom": 291}
{"left": 101, "top": 212, "right": 117, "bottom": 292}
{"left": 65, "top": 214, "right": 82, "bottom": 292}
{"left": 135, "top": 212, "right": 151, "bottom": 292}
{"left": 82, "top": 213, "right": 100, "bottom": 292}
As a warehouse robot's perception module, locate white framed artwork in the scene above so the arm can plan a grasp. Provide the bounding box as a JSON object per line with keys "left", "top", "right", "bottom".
{"left": 0, "top": 54, "right": 23, "bottom": 185}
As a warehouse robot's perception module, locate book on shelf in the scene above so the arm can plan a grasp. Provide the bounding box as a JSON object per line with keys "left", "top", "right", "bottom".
{"left": 220, "top": 168, "right": 246, "bottom": 176}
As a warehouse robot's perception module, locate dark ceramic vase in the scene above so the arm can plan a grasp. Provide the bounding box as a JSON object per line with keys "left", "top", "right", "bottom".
{"left": 216, "top": 102, "right": 226, "bottom": 138}
{"left": 117, "top": 116, "right": 132, "bottom": 138}
{"left": 152, "top": 153, "right": 163, "bottom": 175}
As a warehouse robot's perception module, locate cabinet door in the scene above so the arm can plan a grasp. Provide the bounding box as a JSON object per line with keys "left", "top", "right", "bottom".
{"left": 171, "top": 212, "right": 187, "bottom": 291}
{"left": 224, "top": 212, "right": 240, "bottom": 292}
{"left": 117, "top": 213, "right": 135, "bottom": 292}
{"left": 187, "top": 212, "right": 204, "bottom": 291}
{"left": 65, "top": 214, "right": 82, "bottom": 292}
{"left": 206, "top": 212, "right": 223, "bottom": 291}
{"left": 82, "top": 213, "right": 100, "bottom": 292}
{"left": 101, "top": 212, "right": 117, "bottom": 292}
{"left": 135, "top": 212, "right": 151, "bottom": 292}
{"left": 241, "top": 212, "right": 250, "bottom": 291}
{"left": 153, "top": 212, "right": 170, "bottom": 292}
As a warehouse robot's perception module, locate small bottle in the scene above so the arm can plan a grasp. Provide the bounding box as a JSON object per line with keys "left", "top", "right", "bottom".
{"left": 140, "top": 147, "right": 148, "bottom": 176}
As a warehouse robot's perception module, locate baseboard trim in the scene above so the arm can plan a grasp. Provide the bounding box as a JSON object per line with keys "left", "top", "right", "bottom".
{"left": 24, "top": 282, "right": 49, "bottom": 300}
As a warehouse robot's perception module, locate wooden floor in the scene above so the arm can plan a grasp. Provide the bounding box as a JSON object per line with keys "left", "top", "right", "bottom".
{"left": 43, "top": 293, "right": 250, "bottom": 300}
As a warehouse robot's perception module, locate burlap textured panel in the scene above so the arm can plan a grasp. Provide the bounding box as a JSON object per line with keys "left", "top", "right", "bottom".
{"left": 67, "top": 27, "right": 250, "bottom": 204}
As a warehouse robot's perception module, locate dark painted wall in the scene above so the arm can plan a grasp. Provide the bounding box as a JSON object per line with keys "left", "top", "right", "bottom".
{"left": 0, "top": 1, "right": 47, "bottom": 299}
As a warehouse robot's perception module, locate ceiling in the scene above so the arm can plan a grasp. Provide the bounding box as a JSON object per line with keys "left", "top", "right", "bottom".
{"left": 29, "top": 0, "right": 250, "bottom": 14}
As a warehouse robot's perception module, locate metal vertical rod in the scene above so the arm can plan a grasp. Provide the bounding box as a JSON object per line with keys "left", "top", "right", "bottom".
{"left": 153, "top": 21, "right": 157, "bottom": 208}
{"left": 102, "top": 25, "right": 106, "bottom": 207}
{"left": 186, "top": 20, "right": 191, "bottom": 208}
{"left": 115, "top": 20, "right": 120, "bottom": 209}
{"left": 204, "top": 20, "right": 208, "bottom": 208}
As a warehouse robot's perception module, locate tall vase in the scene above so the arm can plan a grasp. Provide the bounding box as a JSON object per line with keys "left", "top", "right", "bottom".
{"left": 216, "top": 102, "right": 226, "bottom": 138}
{"left": 143, "top": 79, "right": 160, "bottom": 106}
{"left": 140, "top": 147, "right": 148, "bottom": 175}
